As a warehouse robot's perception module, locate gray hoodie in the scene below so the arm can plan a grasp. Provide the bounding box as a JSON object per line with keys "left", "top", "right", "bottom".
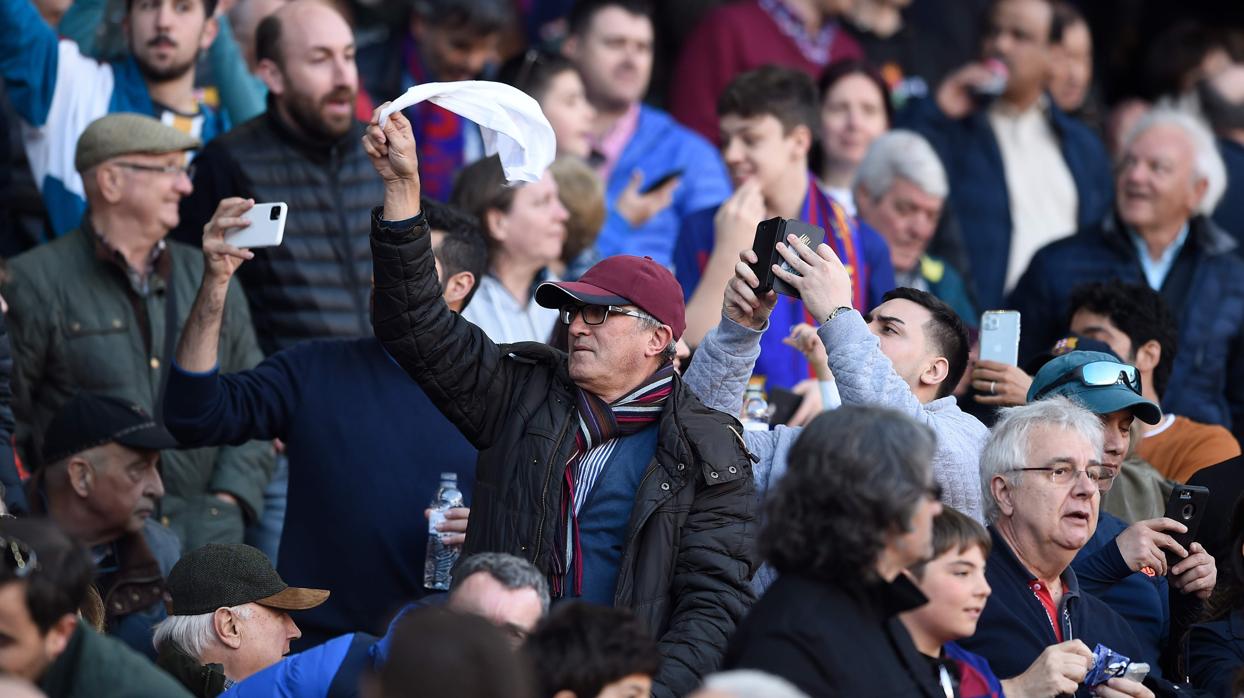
{"left": 683, "top": 311, "right": 988, "bottom": 531}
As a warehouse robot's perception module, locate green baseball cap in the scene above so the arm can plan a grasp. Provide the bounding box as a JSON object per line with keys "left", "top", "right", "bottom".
{"left": 74, "top": 113, "right": 200, "bottom": 173}
{"left": 1027, "top": 350, "right": 1163, "bottom": 424}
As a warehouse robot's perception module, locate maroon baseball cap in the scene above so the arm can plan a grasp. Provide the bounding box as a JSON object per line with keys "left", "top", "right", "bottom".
{"left": 535, "top": 255, "right": 686, "bottom": 339}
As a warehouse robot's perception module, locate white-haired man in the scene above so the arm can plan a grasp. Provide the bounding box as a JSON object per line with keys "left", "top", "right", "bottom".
{"left": 153, "top": 544, "right": 328, "bottom": 696}
{"left": 854, "top": 130, "right": 977, "bottom": 326}
{"left": 958, "top": 397, "right": 1156, "bottom": 698}
{"left": 1010, "top": 108, "right": 1244, "bottom": 441}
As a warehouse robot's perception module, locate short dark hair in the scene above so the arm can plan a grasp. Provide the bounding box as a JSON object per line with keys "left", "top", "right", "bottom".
{"left": 0, "top": 518, "right": 94, "bottom": 634}
{"left": 255, "top": 12, "right": 283, "bottom": 66}
{"left": 412, "top": 0, "right": 512, "bottom": 34}
{"left": 127, "top": 0, "right": 217, "bottom": 20}
{"left": 1066, "top": 280, "right": 1178, "bottom": 397}
{"left": 567, "top": 0, "right": 653, "bottom": 37}
{"left": 717, "top": 66, "right": 820, "bottom": 139}
{"left": 499, "top": 49, "right": 579, "bottom": 103}
{"left": 449, "top": 552, "right": 551, "bottom": 615}
{"left": 374, "top": 607, "right": 533, "bottom": 698}
{"left": 877, "top": 287, "right": 970, "bottom": 400}
{"left": 908, "top": 507, "right": 992, "bottom": 580}
{"left": 762, "top": 406, "right": 936, "bottom": 584}
{"left": 423, "top": 198, "right": 489, "bottom": 311}
{"left": 524, "top": 603, "right": 661, "bottom": 698}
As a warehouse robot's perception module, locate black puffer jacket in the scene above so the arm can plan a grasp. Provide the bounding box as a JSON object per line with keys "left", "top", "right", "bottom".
{"left": 174, "top": 108, "right": 384, "bottom": 354}
{"left": 370, "top": 210, "right": 759, "bottom": 698}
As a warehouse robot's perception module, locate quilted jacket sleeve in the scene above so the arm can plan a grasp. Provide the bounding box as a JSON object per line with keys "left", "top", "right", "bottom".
{"left": 369, "top": 209, "right": 518, "bottom": 449}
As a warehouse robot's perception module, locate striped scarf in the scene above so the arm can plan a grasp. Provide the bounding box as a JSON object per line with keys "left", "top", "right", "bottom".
{"left": 550, "top": 364, "right": 675, "bottom": 597}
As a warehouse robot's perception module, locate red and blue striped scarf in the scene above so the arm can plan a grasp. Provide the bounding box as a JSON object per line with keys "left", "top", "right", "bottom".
{"left": 550, "top": 363, "right": 675, "bottom": 597}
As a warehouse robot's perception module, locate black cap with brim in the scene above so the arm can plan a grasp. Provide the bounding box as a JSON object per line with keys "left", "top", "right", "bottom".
{"left": 40, "top": 393, "right": 178, "bottom": 465}
{"left": 534, "top": 280, "right": 628, "bottom": 310}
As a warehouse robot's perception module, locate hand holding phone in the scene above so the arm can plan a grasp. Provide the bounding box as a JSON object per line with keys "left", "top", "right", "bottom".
{"left": 1163, "top": 485, "right": 1209, "bottom": 570}
{"left": 979, "top": 310, "right": 1021, "bottom": 366}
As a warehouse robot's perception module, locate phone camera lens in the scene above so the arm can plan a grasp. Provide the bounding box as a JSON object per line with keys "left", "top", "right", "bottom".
{"left": 1181, "top": 503, "right": 1195, "bottom": 520}
{"left": 270, "top": 207, "right": 281, "bottom": 221}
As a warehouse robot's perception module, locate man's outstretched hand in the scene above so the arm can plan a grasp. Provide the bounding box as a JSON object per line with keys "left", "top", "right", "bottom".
{"left": 202, "top": 197, "right": 256, "bottom": 284}
{"left": 364, "top": 105, "right": 422, "bottom": 221}
{"left": 771, "top": 234, "right": 853, "bottom": 323}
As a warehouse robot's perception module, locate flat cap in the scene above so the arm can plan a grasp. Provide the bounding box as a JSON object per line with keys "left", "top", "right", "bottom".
{"left": 74, "top": 113, "right": 200, "bottom": 173}
{"left": 167, "top": 544, "right": 330, "bottom": 616}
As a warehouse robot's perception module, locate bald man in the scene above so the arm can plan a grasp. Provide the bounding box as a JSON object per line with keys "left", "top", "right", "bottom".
{"left": 171, "top": 0, "right": 385, "bottom": 560}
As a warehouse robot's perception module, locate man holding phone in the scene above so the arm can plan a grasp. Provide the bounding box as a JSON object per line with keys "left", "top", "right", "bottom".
{"left": 683, "top": 234, "right": 987, "bottom": 533}
{"left": 1027, "top": 352, "right": 1218, "bottom": 676}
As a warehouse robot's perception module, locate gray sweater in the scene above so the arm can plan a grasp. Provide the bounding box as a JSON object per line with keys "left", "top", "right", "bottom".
{"left": 683, "top": 312, "right": 988, "bottom": 530}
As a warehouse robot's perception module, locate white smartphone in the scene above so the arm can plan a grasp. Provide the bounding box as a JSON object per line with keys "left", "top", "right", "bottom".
{"left": 979, "top": 310, "right": 1021, "bottom": 366}
{"left": 226, "top": 202, "right": 287, "bottom": 248}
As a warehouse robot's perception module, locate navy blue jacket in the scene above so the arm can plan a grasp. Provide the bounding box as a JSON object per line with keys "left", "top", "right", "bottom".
{"left": 899, "top": 96, "right": 1113, "bottom": 310}
{"left": 1071, "top": 511, "right": 1169, "bottom": 674}
{"left": 1009, "top": 213, "right": 1244, "bottom": 439}
{"left": 959, "top": 527, "right": 1146, "bottom": 697}
{"left": 1188, "top": 610, "right": 1244, "bottom": 698}
{"left": 163, "top": 337, "right": 476, "bottom": 648}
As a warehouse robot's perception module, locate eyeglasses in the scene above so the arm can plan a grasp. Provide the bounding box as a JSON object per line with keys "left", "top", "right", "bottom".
{"left": 1032, "top": 361, "right": 1141, "bottom": 401}
{"left": 114, "top": 161, "right": 194, "bottom": 178}
{"left": 560, "top": 304, "right": 651, "bottom": 326}
{"left": 0, "top": 535, "right": 39, "bottom": 579}
{"left": 1012, "top": 464, "right": 1117, "bottom": 491}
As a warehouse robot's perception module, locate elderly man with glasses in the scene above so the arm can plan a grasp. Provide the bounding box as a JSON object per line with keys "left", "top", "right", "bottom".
{"left": 1, "top": 113, "right": 274, "bottom": 553}
{"left": 957, "top": 397, "right": 1155, "bottom": 698}
{"left": 361, "top": 107, "right": 758, "bottom": 698}
{"left": 1027, "top": 351, "right": 1217, "bottom": 681}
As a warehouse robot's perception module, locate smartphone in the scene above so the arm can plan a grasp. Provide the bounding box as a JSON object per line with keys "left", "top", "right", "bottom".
{"left": 1163, "top": 484, "right": 1210, "bottom": 569}
{"left": 1122, "top": 662, "right": 1150, "bottom": 684}
{"left": 226, "top": 202, "right": 288, "bottom": 248}
{"left": 767, "top": 387, "right": 803, "bottom": 426}
{"left": 641, "top": 170, "right": 684, "bottom": 195}
{"left": 978, "top": 310, "right": 1021, "bottom": 366}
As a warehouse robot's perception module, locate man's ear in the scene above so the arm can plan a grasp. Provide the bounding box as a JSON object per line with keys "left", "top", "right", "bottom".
{"left": 42, "top": 613, "right": 79, "bottom": 661}
{"left": 213, "top": 607, "right": 243, "bottom": 649}
{"left": 990, "top": 475, "right": 1015, "bottom": 518}
{"left": 646, "top": 324, "right": 673, "bottom": 359}
{"left": 199, "top": 15, "right": 219, "bottom": 50}
{"left": 66, "top": 457, "right": 94, "bottom": 498}
{"left": 788, "top": 123, "right": 812, "bottom": 160}
{"left": 1133, "top": 338, "right": 1161, "bottom": 374}
{"left": 256, "top": 59, "right": 285, "bottom": 96}
{"left": 920, "top": 356, "right": 950, "bottom": 390}
{"left": 442, "top": 271, "right": 475, "bottom": 311}
{"left": 94, "top": 166, "right": 127, "bottom": 205}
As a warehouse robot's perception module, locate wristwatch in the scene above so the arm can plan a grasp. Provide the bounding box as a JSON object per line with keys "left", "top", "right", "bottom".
{"left": 824, "top": 306, "right": 853, "bottom": 324}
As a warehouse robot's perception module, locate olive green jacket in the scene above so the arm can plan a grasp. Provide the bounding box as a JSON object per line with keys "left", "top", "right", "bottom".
{"left": 4, "top": 224, "right": 274, "bottom": 550}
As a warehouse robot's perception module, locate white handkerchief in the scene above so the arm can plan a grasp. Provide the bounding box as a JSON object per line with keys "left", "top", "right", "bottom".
{"left": 379, "top": 81, "right": 557, "bottom": 184}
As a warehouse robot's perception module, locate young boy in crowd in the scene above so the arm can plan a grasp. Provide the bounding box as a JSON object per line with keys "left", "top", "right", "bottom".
{"left": 675, "top": 66, "right": 894, "bottom": 392}
{"left": 524, "top": 603, "right": 661, "bottom": 698}
{"left": 902, "top": 508, "right": 1100, "bottom": 698}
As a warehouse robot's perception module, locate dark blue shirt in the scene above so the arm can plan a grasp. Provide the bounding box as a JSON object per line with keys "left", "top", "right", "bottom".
{"left": 163, "top": 337, "right": 476, "bottom": 647}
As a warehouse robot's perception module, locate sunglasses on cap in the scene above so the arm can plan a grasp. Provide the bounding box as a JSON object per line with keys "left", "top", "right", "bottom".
{"left": 1033, "top": 360, "right": 1141, "bottom": 401}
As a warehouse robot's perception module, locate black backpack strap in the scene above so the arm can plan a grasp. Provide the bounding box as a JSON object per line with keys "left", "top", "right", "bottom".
{"left": 327, "top": 632, "right": 380, "bottom": 698}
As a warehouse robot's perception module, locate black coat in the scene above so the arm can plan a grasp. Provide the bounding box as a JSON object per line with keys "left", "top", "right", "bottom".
{"left": 174, "top": 108, "right": 383, "bottom": 354}
{"left": 0, "top": 311, "right": 23, "bottom": 513}
{"left": 726, "top": 573, "right": 941, "bottom": 697}
{"left": 369, "top": 210, "right": 759, "bottom": 698}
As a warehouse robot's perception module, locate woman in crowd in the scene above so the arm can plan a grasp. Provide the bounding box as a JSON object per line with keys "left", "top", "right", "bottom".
{"left": 450, "top": 155, "right": 569, "bottom": 344}
{"left": 500, "top": 49, "right": 597, "bottom": 159}
{"left": 724, "top": 405, "right": 944, "bottom": 696}
{"left": 817, "top": 59, "right": 894, "bottom": 214}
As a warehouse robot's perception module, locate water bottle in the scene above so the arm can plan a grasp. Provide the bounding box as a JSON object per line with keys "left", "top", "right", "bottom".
{"left": 424, "top": 472, "right": 465, "bottom": 590}
{"left": 741, "top": 382, "right": 770, "bottom": 432}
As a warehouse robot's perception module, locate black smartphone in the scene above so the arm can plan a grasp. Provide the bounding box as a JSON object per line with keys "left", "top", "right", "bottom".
{"left": 641, "top": 169, "right": 684, "bottom": 194}
{"left": 767, "top": 387, "right": 803, "bottom": 426}
{"left": 1163, "top": 484, "right": 1210, "bottom": 569}
{"left": 748, "top": 217, "right": 825, "bottom": 298}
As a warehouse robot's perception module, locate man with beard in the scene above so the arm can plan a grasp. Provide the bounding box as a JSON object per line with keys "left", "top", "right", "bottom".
{"left": 175, "top": 0, "right": 381, "bottom": 356}
{"left": 0, "top": 0, "right": 227, "bottom": 236}
{"left": 172, "top": 0, "right": 383, "bottom": 561}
